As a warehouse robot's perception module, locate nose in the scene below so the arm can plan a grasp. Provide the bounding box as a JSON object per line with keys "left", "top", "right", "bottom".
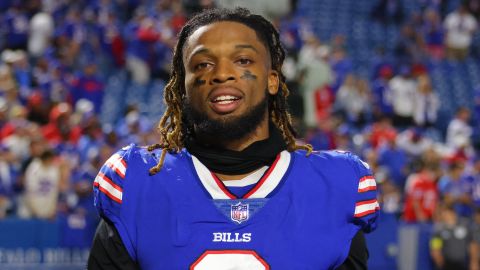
{"left": 211, "top": 59, "right": 236, "bottom": 84}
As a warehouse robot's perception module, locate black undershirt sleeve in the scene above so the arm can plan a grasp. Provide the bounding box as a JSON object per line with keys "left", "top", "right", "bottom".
{"left": 336, "top": 230, "right": 369, "bottom": 270}
{"left": 87, "top": 218, "right": 140, "bottom": 270}
{"left": 87, "top": 219, "right": 368, "bottom": 270}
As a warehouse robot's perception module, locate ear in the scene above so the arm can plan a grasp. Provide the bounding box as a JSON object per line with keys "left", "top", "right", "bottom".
{"left": 267, "top": 70, "right": 280, "bottom": 95}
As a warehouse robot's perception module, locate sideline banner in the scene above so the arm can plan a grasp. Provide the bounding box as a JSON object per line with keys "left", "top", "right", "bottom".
{"left": 0, "top": 217, "right": 95, "bottom": 269}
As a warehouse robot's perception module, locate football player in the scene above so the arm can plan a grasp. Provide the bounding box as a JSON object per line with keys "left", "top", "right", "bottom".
{"left": 88, "top": 8, "right": 378, "bottom": 269}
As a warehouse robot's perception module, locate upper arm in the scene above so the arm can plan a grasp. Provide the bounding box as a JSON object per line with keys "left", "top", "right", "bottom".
{"left": 348, "top": 153, "right": 380, "bottom": 233}
{"left": 93, "top": 145, "right": 137, "bottom": 261}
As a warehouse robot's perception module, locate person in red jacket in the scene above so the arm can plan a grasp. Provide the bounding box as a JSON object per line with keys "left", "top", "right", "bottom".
{"left": 41, "top": 102, "right": 81, "bottom": 146}
{"left": 403, "top": 160, "right": 439, "bottom": 222}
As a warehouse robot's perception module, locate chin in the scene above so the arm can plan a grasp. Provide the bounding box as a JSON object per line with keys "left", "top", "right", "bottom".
{"left": 184, "top": 99, "right": 268, "bottom": 142}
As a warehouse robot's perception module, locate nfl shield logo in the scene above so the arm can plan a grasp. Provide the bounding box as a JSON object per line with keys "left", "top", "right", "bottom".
{"left": 230, "top": 202, "right": 249, "bottom": 224}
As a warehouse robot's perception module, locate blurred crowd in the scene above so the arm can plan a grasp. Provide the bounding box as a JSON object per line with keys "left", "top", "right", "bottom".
{"left": 0, "top": 0, "right": 480, "bottom": 265}
{"left": 284, "top": 1, "right": 480, "bottom": 268}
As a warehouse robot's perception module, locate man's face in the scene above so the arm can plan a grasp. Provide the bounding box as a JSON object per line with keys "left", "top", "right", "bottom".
{"left": 182, "top": 21, "right": 279, "bottom": 140}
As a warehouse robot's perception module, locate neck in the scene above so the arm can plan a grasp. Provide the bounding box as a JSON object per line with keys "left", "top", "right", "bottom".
{"left": 185, "top": 118, "right": 287, "bottom": 177}
{"left": 195, "top": 114, "right": 270, "bottom": 151}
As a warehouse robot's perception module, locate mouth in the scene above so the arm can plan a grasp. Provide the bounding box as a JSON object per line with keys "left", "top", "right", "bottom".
{"left": 211, "top": 95, "right": 241, "bottom": 104}
{"left": 208, "top": 90, "right": 243, "bottom": 114}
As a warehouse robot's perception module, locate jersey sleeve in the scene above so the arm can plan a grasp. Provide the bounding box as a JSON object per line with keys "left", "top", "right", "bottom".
{"left": 347, "top": 153, "right": 380, "bottom": 233}
{"left": 93, "top": 144, "right": 137, "bottom": 261}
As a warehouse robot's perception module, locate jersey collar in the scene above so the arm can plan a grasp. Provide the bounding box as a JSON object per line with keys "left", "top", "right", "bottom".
{"left": 191, "top": 150, "right": 292, "bottom": 199}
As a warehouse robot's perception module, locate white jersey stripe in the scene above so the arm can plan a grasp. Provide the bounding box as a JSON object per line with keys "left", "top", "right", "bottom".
{"left": 354, "top": 200, "right": 379, "bottom": 218}
{"left": 358, "top": 176, "right": 376, "bottom": 192}
{"left": 246, "top": 151, "right": 290, "bottom": 199}
{"left": 192, "top": 156, "right": 231, "bottom": 199}
{"left": 106, "top": 154, "right": 127, "bottom": 178}
{"left": 95, "top": 173, "right": 123, "bottom": 203}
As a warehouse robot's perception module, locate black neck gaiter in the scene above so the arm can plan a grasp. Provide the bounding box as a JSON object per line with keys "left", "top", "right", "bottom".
{"left": 185, "top": 125, "right": 287, "bottom": 175}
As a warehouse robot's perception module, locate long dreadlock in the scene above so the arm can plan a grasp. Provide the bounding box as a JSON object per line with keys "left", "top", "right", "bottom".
{"left": 148, "top": 7, "right": 312, "bottom": 175}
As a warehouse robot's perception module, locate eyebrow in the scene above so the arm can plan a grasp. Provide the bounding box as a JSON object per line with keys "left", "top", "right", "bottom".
{"left": 189, "top": 48, "right": 211, "bottom": 59}
{"left": 187, "top": 44, "right": 259, "bottom": 61}
{"left": 235, "top": 44, "right": 259, "bottom": 53}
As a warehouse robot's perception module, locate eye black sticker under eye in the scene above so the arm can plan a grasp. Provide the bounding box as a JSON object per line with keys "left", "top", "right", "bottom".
{"left": 193, "top": 77, "right": 206, "bottom": 87}
{"left": 240, "top": 70, "right": 257, "bottom": 80}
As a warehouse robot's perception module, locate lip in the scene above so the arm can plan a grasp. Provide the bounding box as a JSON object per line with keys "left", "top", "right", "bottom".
{"left": 208, "top": 87, "right": 244, "bottom": 115}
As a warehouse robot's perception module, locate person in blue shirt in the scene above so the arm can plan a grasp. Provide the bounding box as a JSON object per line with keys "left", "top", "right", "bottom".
{"left": 88, "top": 8, "right": 379, "bottom": 269}
{"left": 438, "top": 161, "right": 474, "bottom": 218}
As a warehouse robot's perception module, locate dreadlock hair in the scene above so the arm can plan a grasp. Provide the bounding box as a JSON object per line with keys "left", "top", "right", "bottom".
{"left": 148, "top": 7, "right": 312, "bottom": 175}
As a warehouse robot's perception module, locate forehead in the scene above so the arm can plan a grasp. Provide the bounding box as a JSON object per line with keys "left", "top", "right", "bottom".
{"left": 183, "top": 21, "right": 268, "bottom": 57}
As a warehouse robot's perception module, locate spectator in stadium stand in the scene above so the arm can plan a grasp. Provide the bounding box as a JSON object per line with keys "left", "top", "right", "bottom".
{"left": 67, "top": 148, "right": 106, "bottom": 245}
{"left": 73, "top": 146, "right": 107, "bottom": 215}
{"left": 25, "top": 91, "right": 50, "bottom": 126}
{"left": 369, "top": 116, "right": 397, "bottom": 150}
{"left": 11, "top": 51, "right": 33, "bottom": 101}
{"left": 466, "top": 157, "right": 480, "bottom": 208}
{"left": 278, "top": 12, "right": 305, "bottom": 55}
{"left": 1, "top": 108, "right": 33, "bottom": 167}
{"left": 378, "top": 178, "right": 402, "bottom": 215}
{"left": 32, "top": 57, "right": 62, "bottom": 102}
{"left": 28, "top": 10, "right": 54, "bottom": 59}
{"left": 22, "top": 149, "right": 64, "bottom": 219}
{"left": 334, "top": 125, "right": 356, "bottom": 152}
{"left": 424, "top": 146, "right": 444, "bottom": 176}
{"left": 314, "top": 85, "right": 335, "bottom": 123}
{"left": 378, "top": 134, "right": 410, "bottom": 189}
{"left": 115, "top": 109, "right": 153, "bottom": 146}
{"left": 57, "top": 8, "right": 88, "bottom": 67}
{"left": 363, "top": 148, "right": 387, "bottom": 181}
{"left": 413, "top": 74, "right": 440, "bottom": 128}
{"left": 305, "top": 118, "right": 336, "bottom": 151}
{"left": 388, "top": 66, "right": 417, "bottom": 127}
{"left": 41, "top": 102, "right": 82, "bottom": 146}
{"left": 394, "top": 24, "right": 426, "bottom": 65}
{"left": 329, "top": 46, "right": 353, "bottom": 93}
{"left": 77, "top": 115, "right": 103, "bottom": 165}
{"left": 297, "top": 35, "right": 333, "bottom": 127}
{"left": 370, "top": 0, "right": 404, "bottom": 25}
{"left": 2, "top": 2, "right": 29, "bottom": 51}
{"left": 97, "top": 11, "right": 126, "bottom": 68}
{"left": 167, "top": 1, "right": 188, "bottom": 35}
{"left": 2, "top": 87, "right": 23, "bottom": 121}
{"left": 438, "top": 161, "right": 474, "bottom": 218}
{"left": 335, "top": 74, "right": 372, "bottom": 128}
{"left": 403, "top": 158, "right": 439, "bottom": 223}
{"left": 443, "top": 3, "right": 478, "bottom": 61}
{"left": 371, "top": 65, "right": 395, "bottom": 119}
{"left": 421, "top": 8, "right": 444, "bottom": 60}
{"left": 125, "top": 12, "right": 160, "bottom": 85}
{"left": 0, "top": 145, "right": 18, "bottom": 219}
{"left": 19, "top": 136, "right": 46, "bottom": 183}
{"left": 396, "top": 127, "right": 433, "bottom": 158}
{"left": 474, "top": 86, "right": 480, "bottom": 148}
{"left": 467, "top": 0, "right": 480, "bottom": 20}
{"left": 0, "top": 98, "right": 11, "bottom": 140}
{"left": 0, "top": 51, "right": 20, "bottom": 94}
{"left": 446, "top": 107, "right": 474, "bottom": 153}
{"left": 70, "top": 62, "right": 105, "bottom": 113}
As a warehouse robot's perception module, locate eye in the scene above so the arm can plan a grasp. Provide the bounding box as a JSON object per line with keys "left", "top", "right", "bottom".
{"left": 236, "top": 58, "right": 253, "bottom": 66}
{"left": 194, "top": 62, "right": 212, "bottom": 71}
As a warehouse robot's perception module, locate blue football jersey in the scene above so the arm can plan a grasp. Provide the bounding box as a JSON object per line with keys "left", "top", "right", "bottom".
{"left": 93, "top": 144, "right": 379, "bottom": 269}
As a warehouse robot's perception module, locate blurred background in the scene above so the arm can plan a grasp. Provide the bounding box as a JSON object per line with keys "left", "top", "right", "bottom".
{"left": 0, "top": 0, "right": 479, "bottom": 269}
